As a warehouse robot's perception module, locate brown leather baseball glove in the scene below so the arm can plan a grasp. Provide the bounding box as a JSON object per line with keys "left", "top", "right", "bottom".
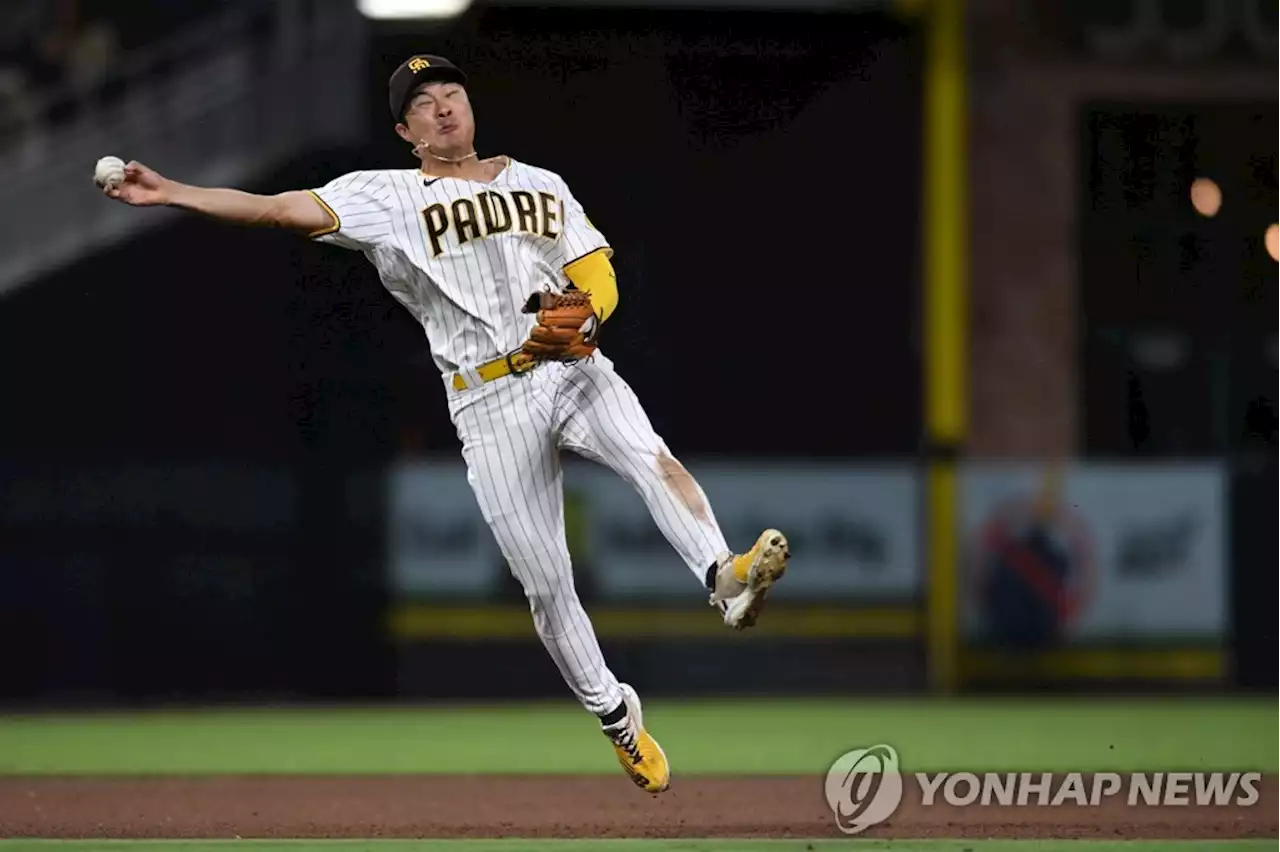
{"left": 520, "top": 286, "right": 600, "bottom": 361}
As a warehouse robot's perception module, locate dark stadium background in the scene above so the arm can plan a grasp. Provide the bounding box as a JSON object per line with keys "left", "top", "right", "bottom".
{"left": 0, "top": 0, "right": 1273, "bottom": 707}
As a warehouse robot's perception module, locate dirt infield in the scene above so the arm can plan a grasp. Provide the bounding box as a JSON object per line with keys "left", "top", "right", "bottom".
{"left": 1, "top": 775, "right": 1274, "bottom": 839}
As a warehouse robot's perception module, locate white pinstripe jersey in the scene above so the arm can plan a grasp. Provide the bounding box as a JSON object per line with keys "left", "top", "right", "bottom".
{"left": 307, "top": 158, "right": 610, "bottom": 376}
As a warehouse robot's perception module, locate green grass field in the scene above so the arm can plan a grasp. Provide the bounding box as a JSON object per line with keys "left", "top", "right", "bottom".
{"left": 0, "top": 696, "right": 1273, "bottom": 775}
{"left": 1, "top": 697, "right": 1273, "bottom": 850}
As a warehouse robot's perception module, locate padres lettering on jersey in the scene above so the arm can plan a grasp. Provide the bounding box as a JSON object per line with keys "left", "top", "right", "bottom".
{"left": 305, "top": 159, "right": 609, "bottom": 375}
{"left": 422, "top": 189, "right": 564, "bottom": 258}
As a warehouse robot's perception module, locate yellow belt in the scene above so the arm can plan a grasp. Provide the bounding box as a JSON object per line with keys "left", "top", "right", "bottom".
{"left": 451, "top": 351, "right": 538, "bottom": 391}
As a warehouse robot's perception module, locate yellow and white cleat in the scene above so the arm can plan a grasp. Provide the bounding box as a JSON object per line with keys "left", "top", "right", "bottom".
{"left": 710, "top": 529, "right": 790, "bottom": 630}
{"left": 602, "top": 683, "right": 670, "bottom": 794}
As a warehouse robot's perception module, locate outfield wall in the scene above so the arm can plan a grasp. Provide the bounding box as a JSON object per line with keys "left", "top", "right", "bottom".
{"left": 2, "top": 454, "right": 1260, "bottom": 707}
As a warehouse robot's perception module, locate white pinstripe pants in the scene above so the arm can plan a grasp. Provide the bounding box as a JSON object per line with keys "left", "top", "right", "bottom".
{"left": 448, "top": 354, "right": 729, "bottom": 715}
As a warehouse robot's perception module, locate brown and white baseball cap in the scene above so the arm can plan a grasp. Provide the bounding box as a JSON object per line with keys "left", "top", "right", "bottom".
{"left": 388, "top": 54, "right": 468, "bottom": 121}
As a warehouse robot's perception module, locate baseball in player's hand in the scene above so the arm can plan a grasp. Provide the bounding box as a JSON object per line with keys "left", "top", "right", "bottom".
{"left": 101, "top": 160, "right": 170, "bottom": 206}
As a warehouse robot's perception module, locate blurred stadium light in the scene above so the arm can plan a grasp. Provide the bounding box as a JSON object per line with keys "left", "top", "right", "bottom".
{"left": 359, "top": 0, "right": 886, "bottom": 12}
{"left": 358, "top": 0, "right": 474, "bottom": 18}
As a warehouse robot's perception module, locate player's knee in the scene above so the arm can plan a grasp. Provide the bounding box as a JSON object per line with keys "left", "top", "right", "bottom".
{"left": 524, "top": 580, "right": 570, "bottom": 614}
{"left": 523, "top": 574, "right": 583, "bottom": 638}
{"left": 655, "top": 449, "right": 710, "bottom": 521}
{"left": 511, "top": 559, "right": 574, "bottom": 611}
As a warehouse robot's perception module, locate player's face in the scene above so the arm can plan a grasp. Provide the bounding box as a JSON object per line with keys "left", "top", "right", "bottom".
{"left": 398, "top": 82, "right": 476, "bottom": 157}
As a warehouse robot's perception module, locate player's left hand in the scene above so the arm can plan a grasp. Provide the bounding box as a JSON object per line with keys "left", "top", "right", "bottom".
{"left": 521, "top": 287, "right": 599, "bottom": 361}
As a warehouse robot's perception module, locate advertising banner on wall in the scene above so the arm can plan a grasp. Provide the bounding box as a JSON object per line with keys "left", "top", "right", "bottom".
{"left": 387, "top": 460, "right": 922, "bottom": 602}
{"left": 569, "top": 461, "right": 920, "bottom": 601}
{"left": 959, "top": 463, "right": 1227, "bottom": 644}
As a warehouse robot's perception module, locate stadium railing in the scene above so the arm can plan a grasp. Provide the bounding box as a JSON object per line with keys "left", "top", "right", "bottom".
{"left": 0, "top": 0, "right": 367, "bottom": 299}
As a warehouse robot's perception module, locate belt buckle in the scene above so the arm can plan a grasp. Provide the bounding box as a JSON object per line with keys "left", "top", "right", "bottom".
{"left": 505, "top": 350, "right": 535, "bottom": 377}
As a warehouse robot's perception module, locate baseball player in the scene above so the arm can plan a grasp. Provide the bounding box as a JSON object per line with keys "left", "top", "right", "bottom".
{"left": 99, "top": 54, "right": 789, "bottom": 794}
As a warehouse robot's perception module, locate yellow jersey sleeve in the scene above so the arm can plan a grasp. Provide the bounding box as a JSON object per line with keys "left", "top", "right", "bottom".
{"left": 563, "top": 248, "right": 619, "bottom": 323}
